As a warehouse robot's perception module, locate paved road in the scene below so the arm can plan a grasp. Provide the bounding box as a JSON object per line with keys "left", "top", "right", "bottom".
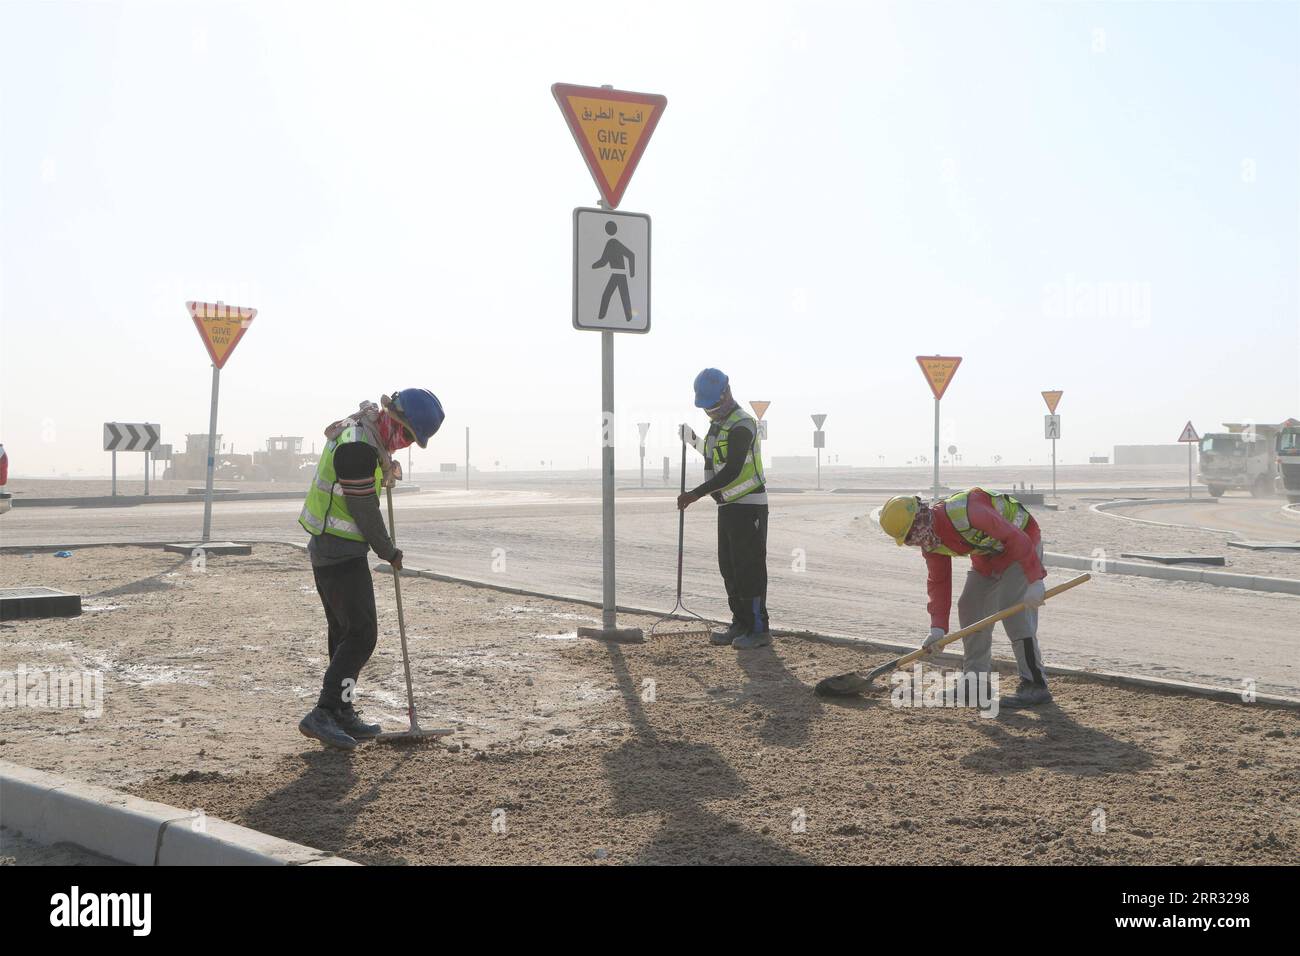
{"left": 1105, "top": 495, "right": 1300, "bottom": 540}
{"left": 4, "top": 489, "right": 1298, "bottom": 697}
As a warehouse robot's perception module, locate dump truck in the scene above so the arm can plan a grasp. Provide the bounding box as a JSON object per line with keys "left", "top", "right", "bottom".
{"left": 1197, "top": 423, "right": 1281, "bottom": 498}
{"left": 1277, "top": 419, "right": 1300, "bottom": 503}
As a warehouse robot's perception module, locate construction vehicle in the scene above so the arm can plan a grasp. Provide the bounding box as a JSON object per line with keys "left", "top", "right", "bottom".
{"left": 1277, "top": 419, "right": 1300, "bottom": 503}
{"left": 1197, "top": 423, "right": 1281, "bottom": 498}
{"left": 165, "top": 434, "right": 316, "bottom": 482}
{"left": 250, "top": 436, "right": 318, "bottom": 482}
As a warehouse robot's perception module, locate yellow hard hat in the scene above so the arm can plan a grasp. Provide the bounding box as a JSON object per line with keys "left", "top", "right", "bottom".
{"left": 879, "top": 495, "right": 920, "bottom": 546}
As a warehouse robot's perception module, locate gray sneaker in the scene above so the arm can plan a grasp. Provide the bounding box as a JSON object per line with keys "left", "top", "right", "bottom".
{"left": 1000, "top": 681, "right": 1053, "bottom": 708}
{"left": 732, "top": 629, "right": 772, "bottom": 650}
{"left": 335, "top": 706, "right": 382, "bottom": 740}
{"left": 710, "top": 621, "right": 748, "bottom": 646}
{"left": 298, "top": 706, "right": 358, "bottom": 750}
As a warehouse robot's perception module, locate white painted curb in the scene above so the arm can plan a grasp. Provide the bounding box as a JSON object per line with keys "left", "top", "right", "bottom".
{"left": 0, "top": 761, "right": 357, "bottom": 866}
{"left": 1043, "top": 551, "right": 1300, "bottom": 595}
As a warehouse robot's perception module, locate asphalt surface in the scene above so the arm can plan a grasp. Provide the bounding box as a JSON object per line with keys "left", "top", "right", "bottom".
{"left": 4, "top": 488, "right": 1299, "bottom": 697}
{"left": 1104, "top": 494, "right": 1300, "bottom": 541}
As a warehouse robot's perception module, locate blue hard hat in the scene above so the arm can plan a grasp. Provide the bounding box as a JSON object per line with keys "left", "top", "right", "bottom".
{"left": 693, "top": 368, "right": 729, "bottom": 409}
{"left": 393, "top": 388, "right": 445, "bottom": 448}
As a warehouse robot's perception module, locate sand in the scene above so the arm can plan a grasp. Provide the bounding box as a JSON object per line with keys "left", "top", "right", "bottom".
{"left": 2, "top": 545, "right": 1295, "bottom": 865}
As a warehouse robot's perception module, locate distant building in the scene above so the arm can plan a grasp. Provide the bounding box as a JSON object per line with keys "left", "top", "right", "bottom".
{"left": 1113, "top": 444, "right": 1196, "bottom": 466}
{"left": 770, "top": 456, "right": 817, "bottom": 472}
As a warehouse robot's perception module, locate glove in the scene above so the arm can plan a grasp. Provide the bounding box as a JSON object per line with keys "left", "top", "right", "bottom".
{"left": 679, "top": 424, "right": 697, "bottom": 445}
{"left": 922, "top": 626, "right": 946, "bottom": 649}
{"left": 1023, "top": 579, "right": 1046, "bottom": 608}
{"left": 388, "top": 548, "right": 403, "bottom": 570}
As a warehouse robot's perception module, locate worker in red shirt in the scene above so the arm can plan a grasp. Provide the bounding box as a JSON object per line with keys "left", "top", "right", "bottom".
{"left": 879, "top": 488, "right": 1051, "bottom": 707}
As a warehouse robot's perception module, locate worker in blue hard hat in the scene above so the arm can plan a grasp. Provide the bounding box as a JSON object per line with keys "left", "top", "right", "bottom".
{"left": 297, "top": 388, "right": 445, "bottom": 750}
{"left": 678, "top": 368, "right": 771, "bottom": 649}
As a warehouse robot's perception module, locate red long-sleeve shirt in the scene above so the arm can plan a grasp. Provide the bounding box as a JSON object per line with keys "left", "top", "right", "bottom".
{"left": 923, "top": 489, "right": 1045, "bottom": 632}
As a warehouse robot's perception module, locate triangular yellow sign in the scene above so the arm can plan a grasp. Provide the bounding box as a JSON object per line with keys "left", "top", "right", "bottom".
{"left": 916, "top": 355, "right": 962, "bottom": 400}
{"left": 187, "top": 301, "right": 256, "bottom": 369}
{"left": 552, "top": 84, "right": 667, "bottom": 208}
{"left": 1042, "top": 390, "right": 1063, "bottom": 414}
{"left": 750, "top": 401, "right": 771, "bottom": 420}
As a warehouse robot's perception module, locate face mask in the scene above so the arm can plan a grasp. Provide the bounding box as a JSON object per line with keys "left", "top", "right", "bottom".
{"left": 377, "top": 411, "right": 414, "bottom": 452}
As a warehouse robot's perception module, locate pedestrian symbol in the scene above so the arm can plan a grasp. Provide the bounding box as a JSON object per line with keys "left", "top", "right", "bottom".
{"left": 573, "top": 207, "right": 651, "bottom": 333}
{"left": 593, "top": 220, "right": 636, "bottom": 321}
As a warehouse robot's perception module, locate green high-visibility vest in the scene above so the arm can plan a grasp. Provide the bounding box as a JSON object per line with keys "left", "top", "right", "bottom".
{"left": 706, "top": 407, "right": 766, "bottom": 504}
{"left": 935, "top": 488, "right": 1031, "bottom": 556}
{"left": 298, "top": 423, "right": 384, "bottom": 542}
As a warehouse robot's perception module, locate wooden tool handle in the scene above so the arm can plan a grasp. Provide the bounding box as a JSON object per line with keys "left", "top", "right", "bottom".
{"left": 887, "top": 573, "right": 1091, "bottom": 672}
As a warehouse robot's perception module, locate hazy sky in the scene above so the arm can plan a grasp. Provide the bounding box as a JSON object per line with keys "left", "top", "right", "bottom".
{"left": 2, "top": 0, "right": 1297, "bottom": 476}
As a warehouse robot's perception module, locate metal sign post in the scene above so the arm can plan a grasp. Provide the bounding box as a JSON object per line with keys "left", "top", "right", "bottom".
{"left": 557, "top": 81, "right": 665, "bottom": 645}
{"left": 1042, "top": 391, "right": 1064, "bottom": 498}
{"left": 1178, "top": 421, "right": 1200, "bottom": 498}
{"left": 637, "top": 422, "right": 650, "bottom": 488}
{"left": 465, "top": 427, "right": 470, "bottom": 491}
{"left": 811, "top": 414, "right": 827, "bottom": 490}
{"left": 104, "top": 423, "right": 160, "bottom": 500}
{"left": 916, "top": 356, "right": 962, "bottom": 498}
{"left": 187, "top": 301, "right": 257, "bottom": 543}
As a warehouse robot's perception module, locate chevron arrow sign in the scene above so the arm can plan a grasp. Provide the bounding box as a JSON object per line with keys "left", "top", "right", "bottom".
{"left": 103, "top": 422, "right": 160, "bottom": 452}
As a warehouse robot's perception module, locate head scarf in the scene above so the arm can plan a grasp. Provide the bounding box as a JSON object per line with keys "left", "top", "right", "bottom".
{"left": 906, "top": 502, "right": 945, "bottom": 552}
{"left": 324, "top": 398, "right": 403, "bottom": 485}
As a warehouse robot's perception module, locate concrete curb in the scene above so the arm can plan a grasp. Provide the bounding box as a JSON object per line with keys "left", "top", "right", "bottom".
{"left": 1042, "top": 551, "right": 1300, "bottom": 595}
{"left": 0, "top": 760, "right": 358, "bottom": 865}
{"left": 0, "top": 540, "right": 281, "bottom": 555}
{"left": 1284, "top": 503, "right": 1300, "bottom": 521}
{"left": 9, "top": 486, "right": 423, "bottom": 509}
{"left": 375, "top": 564, "right": 1300, "bottom": 709}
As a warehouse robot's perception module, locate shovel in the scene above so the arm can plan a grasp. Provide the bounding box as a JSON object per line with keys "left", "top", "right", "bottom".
{"left": 814, "top": 573, "right": 1090, "bottom": 697}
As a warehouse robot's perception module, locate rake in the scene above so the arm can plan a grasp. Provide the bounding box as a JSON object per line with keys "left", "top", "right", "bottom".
{"left": 375, "top": 484, "right": 455, "bottom": 744}
{"left": 649, "top": 434, "right": 716, "bottom": 639}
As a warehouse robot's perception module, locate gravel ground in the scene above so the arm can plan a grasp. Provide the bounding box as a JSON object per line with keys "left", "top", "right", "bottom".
{"left": 2, "top": 545, "right": 1295, "bottom": 865}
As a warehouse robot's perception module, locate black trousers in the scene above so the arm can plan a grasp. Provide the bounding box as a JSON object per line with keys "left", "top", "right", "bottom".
{"left": 312, "top": 556, "right": 378, "bottom": 710}
{"left": 717, "top": 502, "right": 769, "bottom": 632}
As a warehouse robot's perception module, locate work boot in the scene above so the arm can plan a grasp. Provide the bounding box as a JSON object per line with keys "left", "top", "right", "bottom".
{"left": 1000, "top": 680, "right": 1053, "bottom": 709}
{"left": 335, "top": 705, "right": 382, "bottom": 740}
{"left": 732, "top": 628, "right": 772, "bottom": 650}
{"left": 298, "top": 706, "right": 358, "bottom": 750}
{"left": 710, "top": 621, "right": 748, "bottom": 646}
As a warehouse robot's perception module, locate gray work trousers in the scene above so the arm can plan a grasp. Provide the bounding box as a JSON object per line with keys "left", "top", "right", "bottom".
{"left": 956, "top": 543, "right": 1048, "bottom": 687}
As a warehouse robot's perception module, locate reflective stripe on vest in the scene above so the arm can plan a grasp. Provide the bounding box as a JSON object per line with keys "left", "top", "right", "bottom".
{"left": 707, "top": 408, "right": 765, "bottom": 503}
{"left": 941, "top": 488, "right": 1030, "bottom": 554}
{"left": 298, "top": 423, "right": 383, "bottom": 542}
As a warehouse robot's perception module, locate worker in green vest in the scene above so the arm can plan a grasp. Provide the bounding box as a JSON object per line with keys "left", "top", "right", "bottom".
{"left": 678, "top": 369, "right": 771, "bottom": 649}
{"left": 297, "top": 389, "right": 444, "bottom": 750}
{"left": 879, "top": 488, "right": 1051, "bottom": 707}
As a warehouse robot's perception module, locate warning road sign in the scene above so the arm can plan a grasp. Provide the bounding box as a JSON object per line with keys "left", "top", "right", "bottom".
{"left": 916, "top": 356, "right": 962, "bottom": 400}
{"left": 1178, "top": 421, "right": 1200, "bottom": 443}
{"left": 188, "top": 301, "right": 256, "bottom": 369}
{"left": 552, "top": 83, "right": 667, "bottom": 209}
{"left": 103, "top": 422, "right": 159, "bottom": 452}
{"left": 573, "top": 207, "right": 650, "bottom": 333}
{"left": 1042, "top": 390, "right": 1063, "bottom": 414}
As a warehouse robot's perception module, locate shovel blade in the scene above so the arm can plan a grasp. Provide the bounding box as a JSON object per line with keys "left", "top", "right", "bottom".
{"left": 814, "top": 672, "right": 875, "bottom": 697}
